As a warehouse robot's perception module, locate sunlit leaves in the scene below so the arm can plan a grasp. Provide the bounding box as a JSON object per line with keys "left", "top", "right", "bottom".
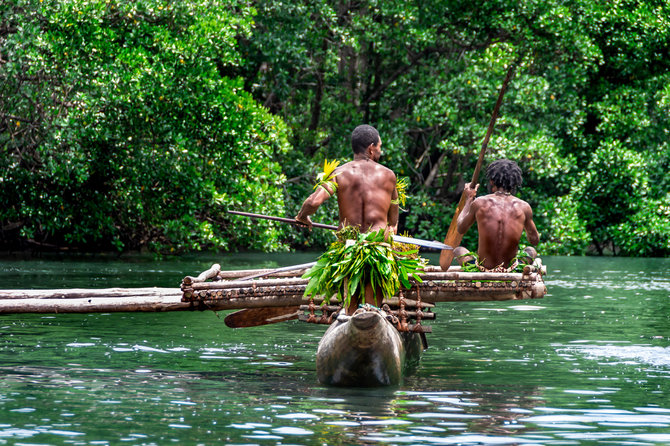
{"left": 1, "top": 0, "right": 291, "bottom": 253}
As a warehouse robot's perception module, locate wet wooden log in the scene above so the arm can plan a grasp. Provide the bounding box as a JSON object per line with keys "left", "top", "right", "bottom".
{"left": 182, "top": 264, "right": 221, "bottom": 285}
{"left": 0, "top": 260, "right": 546, "bottom": 314}
{"left": 0, "top": 288, "right": 181, "bottom": 300}
{"left": 0, "top": 287, "right": 318, "bottom": 314}
{"left": 0, "top": 288, "right": 184, "bottom": 313}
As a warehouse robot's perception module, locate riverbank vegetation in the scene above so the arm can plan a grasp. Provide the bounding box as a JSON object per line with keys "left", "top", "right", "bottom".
{"left": 2, "top": 0, "right": 669, "bottom": 256}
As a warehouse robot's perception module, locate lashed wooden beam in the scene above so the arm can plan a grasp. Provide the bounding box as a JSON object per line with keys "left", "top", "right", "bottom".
{"left": 0, "top": 261, "right": 546, "bottom": 314}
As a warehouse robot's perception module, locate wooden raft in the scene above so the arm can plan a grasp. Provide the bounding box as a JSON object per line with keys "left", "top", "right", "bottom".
{"left": 181, "top": 261, "right": 547, "bottom": 310}
{"left": 0, "top": 260, "right": 546, "bottom": 315}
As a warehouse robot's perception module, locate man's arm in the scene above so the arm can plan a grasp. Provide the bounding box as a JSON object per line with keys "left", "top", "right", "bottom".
{"left": 295, "top": 183, "right": 334, "bottom": 228}
{"left": 388, "top": 185, "right": 399, "bottom": 234}
{"left": 524, "top": 204, "right": 540, "bottom": 246}
{"left": 456, "top": 183, "right": 479, "bottom": 235}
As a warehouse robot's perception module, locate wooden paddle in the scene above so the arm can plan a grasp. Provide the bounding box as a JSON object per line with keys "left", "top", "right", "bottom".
{"left": 222, "top": 262, "right": 316, "bottom": 328}
{"left": 224, "top": 305, "right": 301, "bottom": 328}
{"left": 439, "top": 62, "right": 518, "bottom": 270}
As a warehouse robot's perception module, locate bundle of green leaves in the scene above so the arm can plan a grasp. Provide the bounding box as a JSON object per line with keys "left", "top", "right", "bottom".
{"left": 302, "top": 227, "right": 427, "bottom": 308}
{"left": 456, "top": 247, "right": 533, "bottom": 273}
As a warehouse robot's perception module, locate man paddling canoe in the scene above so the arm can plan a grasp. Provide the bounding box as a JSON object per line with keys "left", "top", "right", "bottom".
{"left": 295, "top": 125, "right": 422, "bottom": 315}
{"left": 450, "top": 159, "right": 540, "bottom": 272}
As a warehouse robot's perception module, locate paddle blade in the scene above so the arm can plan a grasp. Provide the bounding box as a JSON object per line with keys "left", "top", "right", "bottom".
{"left": 224, "top": 306, "right": 301, "bottom": 328}
{"left": 393, "top": 235, "right": 452, "bottom": 251}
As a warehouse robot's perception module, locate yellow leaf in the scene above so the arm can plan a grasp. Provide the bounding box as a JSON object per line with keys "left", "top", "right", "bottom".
{"left": 314, "top": 159, "right": 341, "bottom": 193}
{"left": 322, "top": 158, "right": 340, "bottom": 178}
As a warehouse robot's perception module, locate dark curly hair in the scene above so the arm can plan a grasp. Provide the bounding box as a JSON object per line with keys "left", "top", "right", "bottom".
{"left": 486, "top": 159, "right": 523, "bottom": 194}
{"left": 351, "top": 125, "right": 380, "bottom": 154}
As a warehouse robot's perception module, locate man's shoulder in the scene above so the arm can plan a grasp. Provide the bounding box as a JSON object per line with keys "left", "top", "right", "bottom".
{"left": 367, "top": 161, "right": 395, "bottom": 176}
{"left": 482, "top": 193, "right": 529, "bottom": 204}
{"left": 511, "top": 195, "right": 532, "bottom": 207}
{"left": 341, "top": 160, "right": 395, "bottom": 176}
{"left": 476, "top": 194, "right": 498, "bottom": 204}
{"left": 377, "top": 163, "right": 396, "bottom": 177}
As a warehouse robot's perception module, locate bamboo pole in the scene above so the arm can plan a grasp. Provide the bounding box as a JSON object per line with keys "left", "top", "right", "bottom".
{"left": 0, "top": 293, "right": 186, "bottom": 313}
{"left": 217, "top": 268, "right": 312, "bottom": 280}
{"left": 185, "top": 262, "right": 544, "bottom": 287}
{"left": 0, "top": 287, "right": 180, "bottom": 300}
{"left": 185, "top": 270, "right": 535, "bottom": 291}
{"left": 186, "top": 277, "right": 308, "bottom": 291}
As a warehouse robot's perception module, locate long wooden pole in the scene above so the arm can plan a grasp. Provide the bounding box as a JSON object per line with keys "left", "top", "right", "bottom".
{"left": 227, "top": 210, "right": 452, "bottom": 251}
{"left": 439, "top": 62, "right": 518, "bottom": 270}
{"left": 227, "top": 210, "right": 338, "bottom": 231}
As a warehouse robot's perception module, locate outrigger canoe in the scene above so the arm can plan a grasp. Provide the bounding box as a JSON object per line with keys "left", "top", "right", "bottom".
{"left": 180, "top": 259, "right": 547, "bottom": 387}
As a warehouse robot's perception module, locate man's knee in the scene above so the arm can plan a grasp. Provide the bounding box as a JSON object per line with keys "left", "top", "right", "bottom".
{"left": 520, "top": 246, "right": 537, "bottom": 264}
{"left": 454, "top": 246, "right": 474, "bottom": 266}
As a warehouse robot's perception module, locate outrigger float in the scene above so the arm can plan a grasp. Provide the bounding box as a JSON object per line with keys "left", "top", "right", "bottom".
{"left": 180, "top": 260, "right": 547, "bottom": 387}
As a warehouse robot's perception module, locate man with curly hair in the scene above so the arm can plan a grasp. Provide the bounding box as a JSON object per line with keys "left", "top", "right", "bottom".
{"left": 447, "top": 159, "right": 540, "bottom": 272}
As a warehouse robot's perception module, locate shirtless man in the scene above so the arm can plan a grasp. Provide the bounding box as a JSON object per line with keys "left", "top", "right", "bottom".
{"left": 452, "top": 159, "right": 540, "bottom": 271}
{"left": 295, "top": 124, "right": 398, "bottom": 312}
{"left": 295, "top": 124, "right": 398, "bottom": 234}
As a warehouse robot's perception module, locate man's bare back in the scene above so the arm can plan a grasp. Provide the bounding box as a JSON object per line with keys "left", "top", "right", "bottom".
{"left": 457, "top": 185, "right": 539, "bottom": 269}
{"left": 295, "top": 128, "right": 398, "bottom": 234}
{"left": 453, "top": 159, "right": 539, "bottom": 271}
{"left": 331, "top": 159, "right": 398, "bottom": 232}
{"left": 295, "top": 125, "right": 399, "bottom": 314}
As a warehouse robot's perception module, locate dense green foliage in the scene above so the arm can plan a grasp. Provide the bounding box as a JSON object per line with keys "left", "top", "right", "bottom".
{"left": 241, "top": 0, "right": 670, "bottom": 256}
{"left": 1, "top": 0, "right": 290, "bottom": 253}
{"left": 2, "top": 0, "right": 669, "bottom": 256}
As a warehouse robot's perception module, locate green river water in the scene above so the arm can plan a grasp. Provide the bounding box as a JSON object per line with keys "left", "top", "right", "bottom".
{"left": 0, "top": 253, "right": 669, "bottom": 445}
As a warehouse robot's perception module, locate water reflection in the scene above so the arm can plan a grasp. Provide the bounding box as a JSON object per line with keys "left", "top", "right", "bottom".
{"left": 1, "top": 255, "right": 670, "bottom": 444}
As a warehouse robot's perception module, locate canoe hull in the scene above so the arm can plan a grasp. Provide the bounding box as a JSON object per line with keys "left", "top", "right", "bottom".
{"left": 316, "top": 308, "right": 421, "bottom": 387}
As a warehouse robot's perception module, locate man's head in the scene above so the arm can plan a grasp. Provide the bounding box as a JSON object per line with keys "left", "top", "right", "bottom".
{"left": 351, "top": 125, "right": 381, "bottom": 157}
{"left": 486, "top": 159, "right": 523, "bottom": 194}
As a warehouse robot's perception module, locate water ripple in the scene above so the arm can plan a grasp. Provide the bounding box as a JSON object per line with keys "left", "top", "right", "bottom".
{"left": 562, "top": 344, "right": 670, "bottom": 368}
